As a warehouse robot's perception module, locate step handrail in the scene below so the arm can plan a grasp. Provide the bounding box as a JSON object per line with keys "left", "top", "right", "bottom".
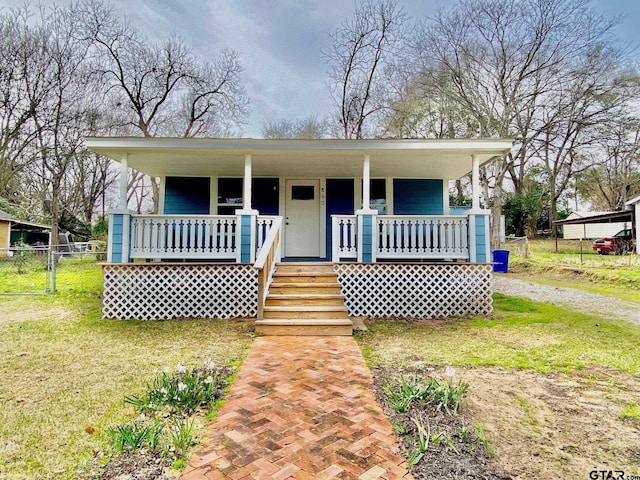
{"left": 254, "top": 216, "right": 283, "bottom": 319}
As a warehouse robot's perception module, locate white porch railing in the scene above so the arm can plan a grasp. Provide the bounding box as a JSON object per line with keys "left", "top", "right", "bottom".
{"left": 129, "top": 215, "right": 279, "bottom": 260}
{"left": 130, "top": 215, "right": 237, "bottom": 259}
{"left": 331, "top": 215, "right": 358, "bottom": 261}
{"left": 254, "top": 216, "right": 282, "bottom": 319}
{"left": 377, "top": 215, "right": 468, "bottom": 259}
{"left": 332, "top": 214, "right": 469, "bottom": 261}
{"left": 256, "top": 216, "right": 277, "bottom": 251}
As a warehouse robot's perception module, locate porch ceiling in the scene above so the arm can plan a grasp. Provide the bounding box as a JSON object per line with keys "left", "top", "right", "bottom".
{"left": 85, "top": 137, "right": 513, "bottom": 179}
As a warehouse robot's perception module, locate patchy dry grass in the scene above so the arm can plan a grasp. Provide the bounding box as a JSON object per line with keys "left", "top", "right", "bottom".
{"left": 360, "top": 292, "right": 640, "bottom": 479}
{"left": 0, "top": 260, "right": 254, "bottom": 480}
{"left": 360, "top": 295, "right": 640, "bottom": 374}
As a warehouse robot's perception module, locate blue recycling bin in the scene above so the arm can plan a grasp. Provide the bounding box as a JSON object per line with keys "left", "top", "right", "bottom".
{"left": 492, "top": 249, "right": 510, "bottom": 273}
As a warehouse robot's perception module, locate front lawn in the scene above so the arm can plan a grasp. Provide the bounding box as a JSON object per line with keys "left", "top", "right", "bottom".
{"left": 360, "top": 295, "right": 640, "bottom": 479}
{"left": 0, "top": 259, "right": 253, "bottom": 480}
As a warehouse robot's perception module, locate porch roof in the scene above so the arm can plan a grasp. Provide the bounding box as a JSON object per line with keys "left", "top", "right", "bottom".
{"left": 85, "top": 137, "right": 513, "bottom": 179}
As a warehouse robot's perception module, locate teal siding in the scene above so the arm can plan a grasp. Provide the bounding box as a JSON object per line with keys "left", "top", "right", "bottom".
{"left": 240, "top": 215, "right": 252, "bottom": 263}
{"left": 165, "top": 177, "right": 210, "bottom": 214}
{"left": 111, "top": 214, "right": 124, "bottom": 263}
{"left": 361, "top": 215, "right": 374, "bottom": 262}
{"left": 475, "top": 215, "right": 487, "bottom": 262}
{"left": 393, "top": 179, "right": 443, "bottom": 215}
{"left": 449, "top": 206, "right": 468, "bottom": 215}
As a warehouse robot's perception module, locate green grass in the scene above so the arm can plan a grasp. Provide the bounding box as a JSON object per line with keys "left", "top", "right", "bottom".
{"left": 621, "top": 401, "right": 640, "bottom": 423}
{"left": 0, "top": 260, "right": 254, "bottom": 480}
{"left": 501, "top": 239, "right": 640, "bottom": 300}
{"left": 0, "top": 255, "right": 105, "bottom": 294}
{"left": 359, "top": 294, "right": 640, "bottom": 374}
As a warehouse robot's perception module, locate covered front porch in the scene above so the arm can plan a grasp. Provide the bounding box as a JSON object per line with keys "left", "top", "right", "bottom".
{"left": 87, "top": 137, "right": 511, "bottom": 324}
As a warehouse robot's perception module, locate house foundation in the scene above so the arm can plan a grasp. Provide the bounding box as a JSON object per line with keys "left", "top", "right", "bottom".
{"left": 102, "top": 262, "right": 493, "bottom": 321}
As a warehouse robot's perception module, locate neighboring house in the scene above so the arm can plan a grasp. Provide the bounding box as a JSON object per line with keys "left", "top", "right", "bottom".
{"left": 0, "top": 210, "right": 51, "bottom": 257}
{"left": 87, "top": 137, "right": 513, "bottom": 332}
{"left": 627, "top": 195, "right": 640, "bottom": 255}
{"left": 562, "top": 211, "right": 630, "bottom": 239}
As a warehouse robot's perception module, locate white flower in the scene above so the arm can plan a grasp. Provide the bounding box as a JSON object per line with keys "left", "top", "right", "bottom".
{"left": 203, "top": 359, "right": 216, "bottom": 370}
{"left": 204, "top": 375, "right": 214, "bottom": 384}
{"left": 445, "top": 366, "right": 456, "bottom": 378}
{"left": 177, "top": 382, "right": 187, "bottom": 392}
{"left": 160, "top": 388, "right": 168, "bottom": 395}
{"left": 176, "top": 363, "right": 187, "bottom": 374}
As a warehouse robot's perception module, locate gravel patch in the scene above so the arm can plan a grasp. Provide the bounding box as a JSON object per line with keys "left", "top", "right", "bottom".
{"left": 493, "top": 275, "right": 640, "bottom": 326}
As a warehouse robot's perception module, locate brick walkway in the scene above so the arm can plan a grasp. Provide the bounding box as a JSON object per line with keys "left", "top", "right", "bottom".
{"left": 181, "top": 336, "right": 412, "bottom": 479}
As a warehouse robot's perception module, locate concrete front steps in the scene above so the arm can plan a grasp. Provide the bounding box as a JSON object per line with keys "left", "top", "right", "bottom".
{"left": 255, "top": 262, "right": 353, "bottom": 336}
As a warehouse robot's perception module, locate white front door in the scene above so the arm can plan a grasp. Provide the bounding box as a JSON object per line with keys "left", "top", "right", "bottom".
{"left": 285, "top": 179, "right": 320, "bottom": 257}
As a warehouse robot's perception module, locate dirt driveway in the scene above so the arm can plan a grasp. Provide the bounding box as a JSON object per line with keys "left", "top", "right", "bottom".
{"left": 493, "top": 275, "right": 640, "bottom": 325}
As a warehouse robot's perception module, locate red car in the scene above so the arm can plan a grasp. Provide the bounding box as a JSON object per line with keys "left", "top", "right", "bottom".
{"left": 592, "top": 229, "right": 635, "bottom": 255}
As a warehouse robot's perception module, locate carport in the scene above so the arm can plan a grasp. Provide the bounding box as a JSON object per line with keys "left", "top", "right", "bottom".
{"left": 553, "top": 209, "right": 636, "bottom": 255}
{"left": 0, "top": 210, "right": 51, "bottom": 257}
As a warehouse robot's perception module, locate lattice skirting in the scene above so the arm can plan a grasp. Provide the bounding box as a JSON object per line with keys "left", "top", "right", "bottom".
{"left": 102, "top": 264, "right": 258, "bottom": 320}
{"left": 334, "top": 263, "right": 493, "bottom": 318}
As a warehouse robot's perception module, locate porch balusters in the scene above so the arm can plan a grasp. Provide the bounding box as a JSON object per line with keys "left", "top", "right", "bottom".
{"left": 129, "top": 216, "right": 239, "bottom": 259}
{"left": 376, "top": 216, "right": 468, "bottom": 258}
{"left": 331, "top": 215, "right": 470, "bottom": 261}
{"left": 256, "top": 216, "right": 277, "bottom": 252}
{"left": 331, "top": 216, "right": 358, "bottom": 261}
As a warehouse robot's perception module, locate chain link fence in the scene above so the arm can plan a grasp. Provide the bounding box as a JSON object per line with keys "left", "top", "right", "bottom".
{"left": 0, "top": 242, "right": 106, "bottom": 295}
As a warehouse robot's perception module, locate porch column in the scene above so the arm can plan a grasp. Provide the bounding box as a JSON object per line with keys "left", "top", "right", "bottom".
{"left": 242, "top": 154, "right": 252, "bottom": 212}
{"left": 236, "top": 153, "right": 258, "bottom": 263}
{"left": 107, "top": 209, "right": 132, "bottom": 263}
{"left": 119, "top": 154, "right": 129, "bottom": 209}
{"left": 356, "top": 154, "right": 377, "bottom": 262}
{"left": 108, "top": 154, "right": 132, "bottom": 264}
{"left": 467, "top": 153, "right": 490, "bottom": 263}
{"left": 362, "top": 154, "right": 371, "bottom": 211}
{"left": 471, "top": 154, "right": 480, "bottom": 211}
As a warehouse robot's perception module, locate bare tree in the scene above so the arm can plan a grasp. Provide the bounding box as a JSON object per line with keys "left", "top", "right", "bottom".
{"left": 262, "top": 115, "right": 328, "bottom": 139}
{"left": 530, "top": 66, "right": 629, "bottom": 233}
{"left": 325, "top": 0, "right": 408, "bottom": 139}
{"left": 383, "top": 66, "right": 481, "bottom": 139}
{"left": 416, "top": 0, "right": 624, "bottom": 244}
{"left": 0, "top": 7, "right": 51, "bottom": 198}
{"left": 79, "top": 0, "right": 249, "bottom": 212}
{"left": 28, "top": 3, "right": 94, "bottom": 244}
{"left": 67, "top": 150, "right": 118, "bottom": 223}
{"left": 577, "top": 98, "right": 640, "bottom": 210}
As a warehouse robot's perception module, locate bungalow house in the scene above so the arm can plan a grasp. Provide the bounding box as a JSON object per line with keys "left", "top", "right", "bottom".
{"left": 86, "top": 137, "right": 513, "bottom": 334}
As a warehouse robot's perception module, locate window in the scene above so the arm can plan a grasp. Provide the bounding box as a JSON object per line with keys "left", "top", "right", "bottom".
{"left": 217, "top": 178, "right": 243, "bottom": 214}
{"left": 362, "top": 178, "right": 387, "bottom": 214}
{"left": 291, "top": 185, "right": 315, "bottom": 200}
{"left": 252, "top": 178, "right": 279, "bottom": 214}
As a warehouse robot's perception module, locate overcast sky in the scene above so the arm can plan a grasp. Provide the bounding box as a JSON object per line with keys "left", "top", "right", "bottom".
{"left": 2, "top": 0, "right": 639, "bottom": 137}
